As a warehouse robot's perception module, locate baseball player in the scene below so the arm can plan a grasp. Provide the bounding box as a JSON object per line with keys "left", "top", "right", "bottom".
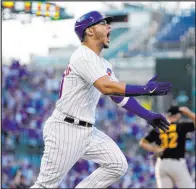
{"left": 30, "top": 11, "right": 172, "bottom": 188}
{"left": 139, "top": 106, "right": 195, "bottom": 188}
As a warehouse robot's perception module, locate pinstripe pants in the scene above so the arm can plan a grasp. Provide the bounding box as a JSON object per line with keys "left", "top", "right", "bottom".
{"left": 30, "top": 110, "right": 128, "bottom": 188}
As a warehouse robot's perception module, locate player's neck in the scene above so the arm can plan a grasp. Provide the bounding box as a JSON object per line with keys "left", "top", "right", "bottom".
{"left": 82, "top": 41, "right": 103, "bottom": 56}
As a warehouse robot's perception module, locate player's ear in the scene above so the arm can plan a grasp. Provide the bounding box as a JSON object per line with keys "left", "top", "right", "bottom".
{"left": 86, "top": 28, "right": 94, "bottom": 37}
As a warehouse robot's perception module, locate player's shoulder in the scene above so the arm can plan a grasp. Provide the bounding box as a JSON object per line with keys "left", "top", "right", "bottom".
{"left": 70, "top": 46, "right": 85, "bottom": 60}
{"left": 103, "top": 58, "right": 112, "bottom": 67}
{"left": 175, "top": 121, "right": 195, "bottom": 133}
{"left": 71, "top": 45, "right": 99, "bottom": 63}
{"left": 68, "top": 46, "right": 85, "bottom": 67}
{"left": 176, "top": 120, "right": 193, "bottom": 127}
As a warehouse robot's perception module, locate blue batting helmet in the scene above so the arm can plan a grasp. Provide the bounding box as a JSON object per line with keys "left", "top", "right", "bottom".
{"left": 74, "top": 11, "right": 113, "bottom": 42}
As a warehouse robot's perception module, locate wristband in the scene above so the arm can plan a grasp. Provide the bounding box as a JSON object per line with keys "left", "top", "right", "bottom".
{"left": 125, "top": 84, "right": 147, "bottom": 97}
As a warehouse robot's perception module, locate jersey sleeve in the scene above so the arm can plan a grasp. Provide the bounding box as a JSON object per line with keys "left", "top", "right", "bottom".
{"left": 71, "top": 48, "right": 107, "bottom": 85}
{"left": 143, "top": 129, "right": 158, "bottom": 143}
{"left": 178, "top": 122, "right": 195, "bottom": 133}
{"left": 110, "top": 71, "right": 119, "bottom": 82}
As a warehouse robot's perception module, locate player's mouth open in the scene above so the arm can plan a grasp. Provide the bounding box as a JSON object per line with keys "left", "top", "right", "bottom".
{"left": 107, "top": 32, "right": 111, "bottom": 42}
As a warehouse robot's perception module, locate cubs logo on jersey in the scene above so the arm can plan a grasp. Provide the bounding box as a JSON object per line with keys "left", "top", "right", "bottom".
{"left": 107, "top": 68, "right": 112, "bottom": 76}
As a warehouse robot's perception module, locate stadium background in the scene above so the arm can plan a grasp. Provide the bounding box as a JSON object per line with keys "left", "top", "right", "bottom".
{"left": 1, "top": 1, "right": 195, "bottom": 188}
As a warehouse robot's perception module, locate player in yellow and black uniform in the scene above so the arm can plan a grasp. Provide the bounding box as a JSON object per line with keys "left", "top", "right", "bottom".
{"left": 139, "top": 106, "right": 195, "bottom": 188}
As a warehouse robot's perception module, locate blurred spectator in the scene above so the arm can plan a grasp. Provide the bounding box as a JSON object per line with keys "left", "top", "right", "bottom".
{"left": 176, "top": 90, "right": 189, "bottom": 106}
{"left": 14, "top": 169, "right": 28, "bottom": 189}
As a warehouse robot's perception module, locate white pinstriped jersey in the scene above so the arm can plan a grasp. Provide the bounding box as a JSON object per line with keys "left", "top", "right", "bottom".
{"left": 55, "top": 45, "right": 118, "bottom": 124}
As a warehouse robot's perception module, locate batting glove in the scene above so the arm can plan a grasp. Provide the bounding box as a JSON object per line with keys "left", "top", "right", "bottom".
{"left": 147, "top": 113, "right": 170, "bottom": 132}
{"left": 144, "top": 74, "right": 172, "bottom": 95}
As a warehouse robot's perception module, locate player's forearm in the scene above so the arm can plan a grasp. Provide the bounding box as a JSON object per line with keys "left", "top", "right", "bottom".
{"left": 100, "top": 80, "right": 126, "bottom": 96}
{"left": 100, "top": 80, "right": 149, "bottom": 97}
{"left": 110, "top": 96, "right": 153, "bottom": 120}
{"left": 111, "top": 96, "right": 170, "bottom": 132}
{"left": 179, "top": 107, "right": 196, "bottom": 126}
{"left": 185, "top": 111, "right": 195, "bottom": 125}
{"left": 179, "top": 106, "right": 196, "bottom": 127}
{"left": 139, "top": 139, "right": 161, "bottom": 153}
{"left": 94, "top": 75, "right": 171, "bottom": 97}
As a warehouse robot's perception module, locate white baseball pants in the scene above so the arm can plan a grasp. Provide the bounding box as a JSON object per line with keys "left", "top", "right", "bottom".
{"left": 155, "top": 157, "right": 194, "bottom": 188}
{"left": 30, "top": 110, "right": 128, "bottom": 188}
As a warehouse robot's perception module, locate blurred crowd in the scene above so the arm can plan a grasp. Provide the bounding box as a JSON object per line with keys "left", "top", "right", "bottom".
{"left": 2, "top": 60, "right": 195, "bottom": 188}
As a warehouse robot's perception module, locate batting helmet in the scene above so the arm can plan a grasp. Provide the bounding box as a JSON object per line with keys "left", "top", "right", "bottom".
{"left": 74, "top": 11, "right": 113, "bottom": 42}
